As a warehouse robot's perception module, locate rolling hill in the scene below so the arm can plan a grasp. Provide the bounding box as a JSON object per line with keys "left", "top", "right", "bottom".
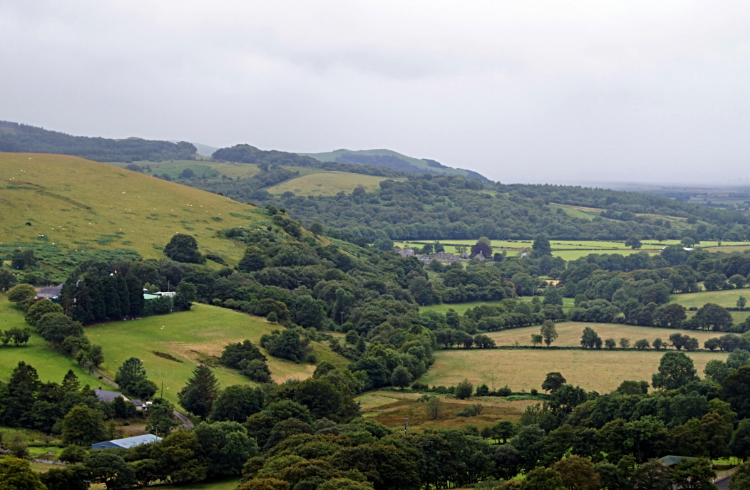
{"left": 0, "top": 120, "right": 197, "bottom": 162}
{"left": 0, "top": 152, "right": 268, "bottom": 281}
{"left": 300, "top": 148, "right": 488, "bottom": 181}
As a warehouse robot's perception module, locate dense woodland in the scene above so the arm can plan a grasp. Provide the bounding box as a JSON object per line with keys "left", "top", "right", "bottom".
{"left": 183, "top": 170, "right": 750, "bottom": 242}
{"left": 0, "top": 121, "right": 197, "bottom": 162}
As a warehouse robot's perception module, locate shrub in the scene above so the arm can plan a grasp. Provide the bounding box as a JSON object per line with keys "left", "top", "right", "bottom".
{"left": 457, "top": 404, "right": 483, "bottom": 417}
{"left": 455, "top": 379, "right": 473, "bottom": 400}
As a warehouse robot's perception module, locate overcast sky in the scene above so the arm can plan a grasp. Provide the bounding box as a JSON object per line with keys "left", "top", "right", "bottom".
{"left": 2, "top": 1, "right": 750, "bottom": 185}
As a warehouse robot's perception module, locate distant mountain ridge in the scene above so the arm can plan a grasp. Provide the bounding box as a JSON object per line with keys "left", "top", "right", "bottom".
{"left": 299, "top": 148, "right": 489, "bottom": 181}
{"left": 0, "top": 120, "right": 488, "bottom": 181}
{"left": 0, "top": 120, "right": 197, "bottom": 162}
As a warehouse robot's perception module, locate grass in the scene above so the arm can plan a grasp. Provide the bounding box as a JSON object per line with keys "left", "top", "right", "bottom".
{"left": 266, "top": 171, "right": 391, "bottom": 196}
{"left": 671, "top": 289, "right": 750, "bottom": 309}
{"left": 87, "top": 303, "right": 347, "bottom": 406}
{"left": 484, "top": 321, "right": 723, "bottom": 347}
{"left": 0, "top": 297, "right": 102, "bottom": 386}
{"left": 356, "top": 389, "right": 537, "bottom": 432}
{"left": 0, "top": 153, "right": 271, "bottom": 267}
{"left": 160, "top": 479, "right": 242, "bottom": 490}
{"left": 419, "top": 349, "right": 727, "bottom": 393}
{"left": 0, "top": 297, "right": 346, "bottom": 408}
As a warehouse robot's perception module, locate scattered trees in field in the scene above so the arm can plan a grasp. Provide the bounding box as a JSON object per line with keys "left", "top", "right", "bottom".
{"left": 540, "top": 320, "right": 558, "bottom": 347}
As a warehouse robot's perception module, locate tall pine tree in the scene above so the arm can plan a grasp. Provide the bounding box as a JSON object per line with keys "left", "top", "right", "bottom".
{"left": 115, "top": 275, "right": 130, "bottom": 317}
{"left": 126, "top": 274, "right": 145, "bottom": 316}
{"left": 103, "top": 276, "right": 122, "bottom": 320}
{"left": 178, "top": 365, "right": 220, "bottom": 419}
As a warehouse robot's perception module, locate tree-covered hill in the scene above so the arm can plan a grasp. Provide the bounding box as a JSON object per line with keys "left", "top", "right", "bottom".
{"left": 249, "top": 174, "right": 750, "bottom": 242}
{"left": 0, "top": 120, "right": 197, "bottom": 162}
{"left": 300, "top": 148, "right": 489, "bottom": 181}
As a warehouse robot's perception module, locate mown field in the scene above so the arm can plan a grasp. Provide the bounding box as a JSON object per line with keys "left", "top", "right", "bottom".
{"left": 87, "top": 304, "right": 347, "bottom": 406}
{"left": 0, "top": 297, "right": 102, "bottom": 386}
{"left": 484, "top": 321, "right": 721, "bottom": 347}
{"left": 419, "top": 349, "right": 727, "bottom": 393}
{"left": 0, "top": 153, "right": 270, "bottom": 267}
{"left": 266, "top": 171, "right": 392, "bottom": 196}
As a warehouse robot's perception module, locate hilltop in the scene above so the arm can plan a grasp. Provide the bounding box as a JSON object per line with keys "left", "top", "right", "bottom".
{"left": 299, "top": 148, "right": 488, "bottom": 181}
{"left": 0, "top": 121, "right": 197, "bottom": 162}
{"left": 0, "top": 152, "right": 268, "bottom": 282}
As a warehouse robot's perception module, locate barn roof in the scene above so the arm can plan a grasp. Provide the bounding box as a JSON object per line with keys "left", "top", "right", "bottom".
{"left": 91, "top": 434, "right": 161, "bottom": 450}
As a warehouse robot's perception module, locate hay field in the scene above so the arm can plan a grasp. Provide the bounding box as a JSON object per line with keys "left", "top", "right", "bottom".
{"left": 88, "top": 304, "right": 347, "bottom": 406}
{"left": 419, "top": 349, "right": 727, "bottom": 393}
{"left": 266, "top": 171, "right": 390, "bottom": 196}
{"left": 484, "top": 321, "right": 721, "bottom": 347}
{"left": 0, "top": 153, "right": 272, "bottom": 265}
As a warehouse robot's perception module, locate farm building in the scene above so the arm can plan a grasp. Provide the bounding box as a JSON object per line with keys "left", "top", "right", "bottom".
{"left": 94, "top": 389, "right": 126, "bottom": 403}
{"left": 94, "top": 389, "right": 145, "bottom": 410}
{"left": 91, "top": 434, "right": 161, "bottom": 450}
{"left": 36, "top": 283, "right": 64, "bottom": 302}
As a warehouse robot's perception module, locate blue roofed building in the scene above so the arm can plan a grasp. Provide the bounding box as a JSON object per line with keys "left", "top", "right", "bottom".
{"left": 91, "top": 434, "right": 161, "bottom": 450}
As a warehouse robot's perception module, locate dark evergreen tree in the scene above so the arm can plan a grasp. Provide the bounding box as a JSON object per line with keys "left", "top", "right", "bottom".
{"left": 103, "top": 276, "right": 122, "bottom": 320}
{"left": 179, "top": 365, "right": 220, "bottom": 418}
{"left": 126, "top": 274, "right": 145, "bottom": 316}
{"left": 115, "top": 275, "right": 130, "bottom": 317}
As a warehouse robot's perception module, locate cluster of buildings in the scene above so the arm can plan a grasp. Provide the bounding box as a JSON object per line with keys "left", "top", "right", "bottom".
{"left": 34, "top": 283, "right": 175, "bottom": 303}
{"left": 397, "top": 248, "right": 485, "bottom": 264}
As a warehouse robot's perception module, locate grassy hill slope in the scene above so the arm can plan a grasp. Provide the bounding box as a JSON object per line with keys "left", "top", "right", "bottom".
{"left": 0, "top": 297, "right": 102, "bottom": 387}
{"left": 89, "top": 304, "right": 347, "bottom": 406}
{"left": 0, "top": 297, "right": 346, "bottom": 407}
{"left": 266, "top": 171, "right": 392, "bottom": 196}
{"left": 0, "top": 153, "right": 269, "bottom": 276}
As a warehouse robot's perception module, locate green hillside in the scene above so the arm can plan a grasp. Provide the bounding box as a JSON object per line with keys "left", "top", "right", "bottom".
{"left": 88, "top": 304, "right": 347, "bottom": 406}
{"left": 0, "top": 296, "right": 346, "bottom": 407}
{"left": 0, "top": 152, "right": 269, "bottom": 280}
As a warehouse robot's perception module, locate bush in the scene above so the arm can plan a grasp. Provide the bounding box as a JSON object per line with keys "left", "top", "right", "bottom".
{"left": 59, "top": 444, "right": 88, "bottom": 464}
{"left": 495, "top": 386, "right": 513, "bottom": 397}
{"left": 457, "top": 404, "right": 483, "bottom": 417}
{"left": 455, "top": 379, "right": 473, "bottom": 399}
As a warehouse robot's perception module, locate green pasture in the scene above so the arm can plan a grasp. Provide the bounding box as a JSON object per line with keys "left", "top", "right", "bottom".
{"left": 0, "top": 297, "right": 102, "bottom": 387}
{"left": 671, "top": 289, "right": 750, "bottom": 309}
{"left": 266, "top": 171, "right": 391, "bottom": 196}
{"left": 88, "top": 304, "right": 347, "bottom": 406}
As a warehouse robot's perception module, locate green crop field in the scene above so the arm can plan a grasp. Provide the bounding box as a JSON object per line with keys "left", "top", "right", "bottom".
{"left": 0, "top": 297, "right": 102, "bottom": 387}
{"left": 484, "top": 321, "right": 720, "bottom": 347}
{"left": 671, "top": 289, "right": 750, "bottom": 309}
{"left": 87, "top": 304, "right": 347, "bottom": 406}
{"left": 0, "top": 153, "right": 278, "bottom": 269}
{"left": 266, "top": 171, "right": 392, "bottom": 196}
{"left": 419, "top": 349, "right": 727, "bottom": 393}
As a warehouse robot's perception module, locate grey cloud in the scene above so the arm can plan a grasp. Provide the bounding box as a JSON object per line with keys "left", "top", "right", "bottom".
{"left": 2, "top": 1, "right": 750, "bottom": 184}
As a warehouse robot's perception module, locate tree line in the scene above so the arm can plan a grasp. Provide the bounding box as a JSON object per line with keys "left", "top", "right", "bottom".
{"left": 0, "top": 120, "right": 197, "bottom": 163}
